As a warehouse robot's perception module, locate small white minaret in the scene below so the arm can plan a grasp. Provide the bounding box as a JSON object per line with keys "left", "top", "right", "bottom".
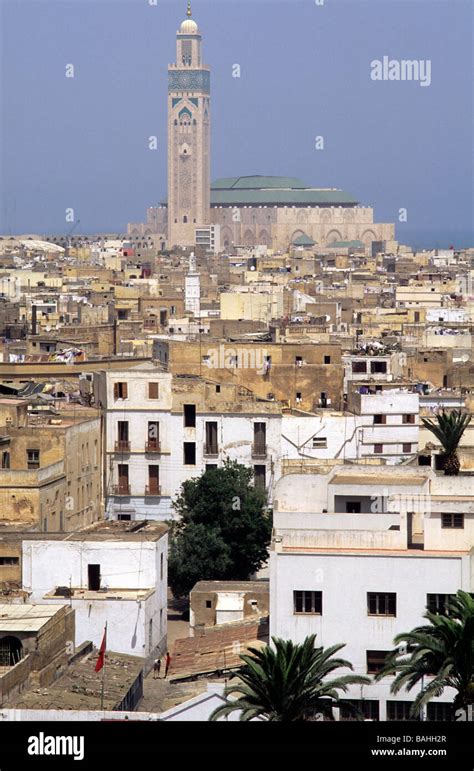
{"left": 185, "top": 251, "right": 201, "bottom": 316}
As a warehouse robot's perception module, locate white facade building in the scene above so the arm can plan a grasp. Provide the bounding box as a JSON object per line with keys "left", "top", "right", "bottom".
{"left": 270, "top": 466, "right": 474, "bottom": 721}
{"left": 22, "top": 522, "right": 168, "bottom": 659}
{"left": 93, "top": 366, "right": 281, "bottom": 521}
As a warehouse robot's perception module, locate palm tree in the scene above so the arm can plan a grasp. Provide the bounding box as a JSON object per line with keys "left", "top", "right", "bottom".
{"left": 375, "top": 590, "right": 474, "bottom": 719}
{"left": 421, "top": 409, "right": 471, "bottom": 476}
{"left": 209, "top": 634, "right": 370, "bottom": 722}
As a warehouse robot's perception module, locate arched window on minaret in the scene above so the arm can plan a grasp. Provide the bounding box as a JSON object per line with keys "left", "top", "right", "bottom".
{"left": 182, "top": 41, "right": 192, "bottom": 66}
{"left": 183, "top": 216, "right": 188, "bottom": 223}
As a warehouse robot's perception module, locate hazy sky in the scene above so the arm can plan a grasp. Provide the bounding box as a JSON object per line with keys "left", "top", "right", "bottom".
{"left": 0, "top": 0, "right": 472, "bottom": 247}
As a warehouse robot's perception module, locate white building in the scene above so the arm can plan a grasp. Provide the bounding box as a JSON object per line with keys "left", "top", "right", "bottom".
{"left": 281, "top": 385, "right": 419, "bottom": 466}
{"left": 93, "top": 366, "right": 281, "bottom": 521}
{"left": 22, "top": 521, "right": 168, "bottom": 659}
{"left": 270, "top": 466, "right": 474, "bottom": 721}
{"left": 346, "top": 385, "right": 419, "bottom": 462}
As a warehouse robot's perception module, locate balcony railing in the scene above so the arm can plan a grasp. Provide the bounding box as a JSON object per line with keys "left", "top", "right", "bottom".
{"left": 204, "top": 445, "right": 219, "bottom": 457}
{"left": 145, "top": 485, "right": 162, "bottom": 496}
{"left": 252, "top": 444, "right": 267, "bottom": 459}
{"left": 115, "top": 440, "right": 131, "bottom": 452}
{"left": 114, "top": 484, "right": 131, "bottom": 496}
{"left": 145, "top": 440, "right": 161, "bottom": 453}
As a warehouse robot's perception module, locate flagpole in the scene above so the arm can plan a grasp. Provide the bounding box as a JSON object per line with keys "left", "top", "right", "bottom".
{"left": 100, "top": 622, "right": 107, "bottom": 711}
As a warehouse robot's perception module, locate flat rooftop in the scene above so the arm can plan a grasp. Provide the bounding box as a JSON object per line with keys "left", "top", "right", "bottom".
{"left": 0, "top": 520, "right": 168, "bottom": 542}
{"left": 191, "top": 580, "right": 269, "bottom": 593}
{"left": 6, "top": 648, "right": 143, "bottom": 711}
{"left": 0, "top": 603, "right": 67, "bottom": 632}
{"left": 43, "top": 588, "right": 154, "bottom": 602}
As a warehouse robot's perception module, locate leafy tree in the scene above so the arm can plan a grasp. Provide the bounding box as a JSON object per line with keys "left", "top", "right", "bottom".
{"left": 210, "top": 634, "right": 370, "bottom": 722}
{"left": 421, "top": 410, "right": 471, "bottom": 476}
{"left": 168, "top": 460, "right": 271, "bottom": 597}
{"left": 375, "top": 590, "right": 474, "bottom": 719}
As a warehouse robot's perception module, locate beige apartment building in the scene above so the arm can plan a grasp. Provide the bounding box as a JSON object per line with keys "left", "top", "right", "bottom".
{"left": 0, "top": 400, "right": 102, "bottom": 533}
{"left": 153, "top": 338, "right": 344, "bottom": 411}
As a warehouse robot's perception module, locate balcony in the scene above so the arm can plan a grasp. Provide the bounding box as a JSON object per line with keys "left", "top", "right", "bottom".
{"left": 115, "top": 440, "right": 131, "bottom": 453}
{"left": 145, "top": 485, "right": 162, "bottom": 497}
{"left": 252, "top": 444, "right": 267, "bottom": 459}
{"left": 203, "top": 445, "right": 219, "bottom": 458}
{"left": 114, "top": 484, "right": 131, "bottom": 496}
{"left": 145, "top": 440, "right": 161, "bottom": 454}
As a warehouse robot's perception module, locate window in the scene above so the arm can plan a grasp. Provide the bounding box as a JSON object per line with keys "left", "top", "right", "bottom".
{"left": 387, "top": 701, "right": 418, "bottom": 721}
{"left": 403, "top": 414, "right": 415, "bottom": 424}
{"left": 0, "top": 557, "right": 19, "bottom": 566}
{"left": 340, "top": 700, "right": 379, "bottom": 721}
{"left": 148, "top": 465, "right": 160, "bottom": 494}
{"left": 205, "top": 422, "right": 218, "bottom": 455}
{"left": 253, "top": 423, "right": 266, "bottom": 456}
{"left": 117, "top": 514, "right": 131, "bottom": 521}
{"left": 312, "top": 436, "right": 328, "bottom": 449}
{"left": 402, "top": 443, "right": 412, "bottom": 453}
{"left": 27, "top": 449, "right": 40, "bottom": 469}
{"left": 293, "top": 590, "right": 322, "bottom": 615}
{"left": 427, "top": 594, "right": 455, "bottom": 615}
{"left": 117, "top": 421, "right": 129, "bottom": 448}
{"left": 324, "top": 355, "right": 331, "bottom": 364}
{"left": 296, "top": 392, "right": 302, "bottom": 402}
{"left": 1, "top": 451, "right": 10, "bottom": 469}
{"left": 216, "top": 385, "right": 221, "bottom": 393}
{"left": 254, "top": 465, "right": 266, "bottom": 490}
{"left": 205, "top": 600, "right": 212, "bottom": 608}
{"left": 184, "top": 442, "right": 196, "bottom": 465}
{"left": 114, "top": 382, "right": 128, "bottom": 400}
{"left": 148, "top": 382, "right": 159, "bottom": 399}
{"left": 371, "top": 361, "right": 387, "bottom": 374}
{"left": 117, "top": 464, "right": 129, "bottom": 494}
{"left": 160, "top": 553, "right": 164, "bottom": 581}
{"left": 442, "top": 513, "right": 464, "bottom": 529}
{"left": 374, "top": 444, "right": 383, "bottom": 454}
{"left": 352, "top": 361, "right": 367, "bottom": 374}
{"left": 184, "top": 404, "right": 196, "bottom": 428}
{"left": 368, "top": 593, "right": 396, "bottom": 616}
{"left": 367, "top": 650, "right": 390, "bottom": 674}
{"left": 427, "top": 703, "right": 452, "bottom": 722}
{"left": 147, "top": 421, "right": 160, "bottom": 451}
{"left": 373, "top": 415, "right": 386, "bottom": 424}
{"left": 295, "top": 356, "right": 303, "bottom": 366}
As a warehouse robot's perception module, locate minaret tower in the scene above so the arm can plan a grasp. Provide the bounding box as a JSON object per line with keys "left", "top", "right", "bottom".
{"left": 168, "top": 3, "right": 211, "bottom": 247}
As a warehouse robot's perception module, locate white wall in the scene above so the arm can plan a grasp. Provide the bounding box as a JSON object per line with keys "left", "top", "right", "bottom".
{"left": 270, "top": 549, "right": 470, "bottom": 719}
{"left": 22, "top": 537, "right": 168, "bottom": 658}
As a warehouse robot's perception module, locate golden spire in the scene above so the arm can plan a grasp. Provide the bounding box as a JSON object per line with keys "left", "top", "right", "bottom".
{"left": 187, "top": 1, "right": 192, "bottom": 17}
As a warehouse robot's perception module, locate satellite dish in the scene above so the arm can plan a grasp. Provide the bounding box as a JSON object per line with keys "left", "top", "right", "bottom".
{"left": 45, "top": 325, "right": 51, "bottom": 332}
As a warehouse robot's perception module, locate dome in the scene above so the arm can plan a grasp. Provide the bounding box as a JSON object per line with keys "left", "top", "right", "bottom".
{"left": 180, "top": 18, "right": 198, "bottom": 34}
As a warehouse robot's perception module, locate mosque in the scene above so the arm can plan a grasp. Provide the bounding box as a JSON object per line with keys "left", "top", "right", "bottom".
{"left": 127, "top": 3, "right": 395, "bottom": 252}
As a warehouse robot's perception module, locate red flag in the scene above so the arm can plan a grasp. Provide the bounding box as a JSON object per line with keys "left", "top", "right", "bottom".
{"left": 95, "top": 626, "right": 107, "bottom": 673}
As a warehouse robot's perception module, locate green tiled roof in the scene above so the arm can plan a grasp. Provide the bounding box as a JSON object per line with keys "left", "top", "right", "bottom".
{"left": 211, "top": 176, "right": 311, "bottom": 190}
{"left": 328, "top": 239, "right": 365, "bottom": 248}
{"left": 159, "top": 176, "right": 359, "bottom": 207}
{"left": 293, "top": 234, "right": 316, "bottom": 246}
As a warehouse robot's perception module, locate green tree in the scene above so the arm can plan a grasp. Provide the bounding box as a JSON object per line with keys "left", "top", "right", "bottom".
{"left": 375, "top": 590, "right": 474, "bottom": 719}
{"left": 210, "top": 634, "right": 370, "bottom": 722}
{"left": 421, "top": 409, "right": 471, "bottom": 476}
{"left": 168, "top": 460, "right": 271, "bottom": 597}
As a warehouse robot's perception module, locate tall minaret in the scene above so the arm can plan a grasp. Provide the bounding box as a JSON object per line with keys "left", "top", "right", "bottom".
{"left": 168, "top": 3, "right": 211, "bottom": 247}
